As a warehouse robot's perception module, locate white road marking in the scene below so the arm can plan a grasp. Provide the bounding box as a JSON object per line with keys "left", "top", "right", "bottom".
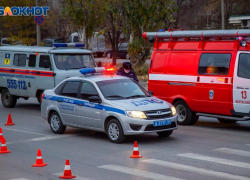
{"left": 7, "top": 135, "right": 70, "bottom": 144}
{"left": 98, "top": 164, "right": 185, "bottom": 180}
{"left": 142, "top": 159, "right": 250, "bottom": 180}
{"left": 11, "top": 179, "right": 29, "bottom": 180}
{"left": 246, "top": 144, "right": 250, "bottom": 146}
{"left": 53, "top": 173, "right": 91, "bottom": 180}
{"left": 179, "top": 153, "right": 250, "bottom": 169}
{"left": 2, "top": 127, "right": 47, "bottom": 136}
{"left": 214, "top": 148, "right": 250, "bottom": 157}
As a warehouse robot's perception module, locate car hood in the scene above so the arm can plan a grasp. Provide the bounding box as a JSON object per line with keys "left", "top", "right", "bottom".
{"left": 110, "top": 97, "right": 171, "bottom": 111}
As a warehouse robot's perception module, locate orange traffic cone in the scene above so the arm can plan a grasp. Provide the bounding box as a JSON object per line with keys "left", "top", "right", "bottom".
{"left": 0, "top": 127, "right": 3, "bottom": 142}
{"left": 5, "top": 114, "right": 15, "bottom": 126}
{"left": 0, "top": 137, "right": 10, "bottom": 154}
{"left": 130, "top": 141, "right": 142, "bottom": 158}
{"left": 32, "top": 149, "right": 47, "bottom": 167}
{"left": 59, "top": 159, "right": 76, "bottom": 179}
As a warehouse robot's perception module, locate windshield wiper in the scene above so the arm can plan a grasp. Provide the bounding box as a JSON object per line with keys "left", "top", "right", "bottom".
{"left": 66, "top": 66, "right": 86, "bottom": 70}
{"left": 125, "top": 95, "right": 146, "bottom": 99}
{"left": 107, "top": 95, "right": 125, "bottom": 99}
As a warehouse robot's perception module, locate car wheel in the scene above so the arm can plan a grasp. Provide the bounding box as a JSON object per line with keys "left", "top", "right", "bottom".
{"left": 125, "top": 53, "right": 130, "bottom": 60}
{"left": 49, "top": 112, "right": 66, "bottom": 134}
{"left": 106, "top": 119, "right": 126, "bottom": 143}
{"left": 1, "top": 89, "right": 17, "bottom": 108}
{"left": 217, "top": 118, "right": 237, "bottom": 124}
{"left": 157, "top": 130, "right": 173, "bottom": 137}
{"left": 106, "top": 53, "right": 112, "bottom": 59}
{"left": 174, "top": 100, "right": 196, "bottom": 125}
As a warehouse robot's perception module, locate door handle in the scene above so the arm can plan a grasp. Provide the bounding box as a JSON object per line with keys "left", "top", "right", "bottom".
{"left": 36, "top": 71, "right": 40, "bottom": 75}
{"left": 78, "top": 103, "right": 83, "bottom": 106}
{"left": 57, "top": 99, "right": 62, "bottom": 102}
{"left": 10, "top": 69, "right": 15, "bottom": 72}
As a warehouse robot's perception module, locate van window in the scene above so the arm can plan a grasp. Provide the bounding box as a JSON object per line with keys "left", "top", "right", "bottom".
{"left": 39, "top": 55, "right": 51, "bottom": 68}
{"left": 238, "top": 53, "right": 250, "bottom": 79}
{"left": 73, "top": 36, "right": 79, "bottom": 42}
{"left": 198, "top": 53, "right": 231, "bottom": 75}
{"left": 54, "top": 54, "right": 95, "bottom": 70}
{"left": 61, "top": 81, "right": 80, "bottom": 98}
{"left": 13, "top": 54, "right": 27, "bottom": 67}
{"left": 28, "top": 54, "right": 36, "bottom": 67}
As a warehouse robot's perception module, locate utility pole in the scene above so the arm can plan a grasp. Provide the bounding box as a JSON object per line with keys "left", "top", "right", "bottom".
{"left": 36, "top": 0, "right": 41, "bottom": 46}
{"left": 221, "top": 0, "right": 225, "bottom": 29}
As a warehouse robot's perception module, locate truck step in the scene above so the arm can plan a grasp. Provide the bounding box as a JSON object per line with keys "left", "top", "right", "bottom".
{"left": 196, "top": 113, "right": 250, "bottom": 121}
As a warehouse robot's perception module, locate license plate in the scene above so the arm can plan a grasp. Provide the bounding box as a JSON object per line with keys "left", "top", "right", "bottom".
{"left": 153, "top": 120, "right": 171, "bottom": 127}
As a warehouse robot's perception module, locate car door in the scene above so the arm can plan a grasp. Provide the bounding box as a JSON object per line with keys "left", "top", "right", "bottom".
{"left": 76, "top": 81, "right": 102, "bottom": 129}
{"left": 36, "top": 53, "right": 55, "bottom": 91}
{"left": 233, "top": 52, "right": 250, "bottom": 114}
{"left": 194, "top": 53, "right": 232, "bottom": 115}
{"left": 57, "top": 81, "right": 80, "bottom": 125}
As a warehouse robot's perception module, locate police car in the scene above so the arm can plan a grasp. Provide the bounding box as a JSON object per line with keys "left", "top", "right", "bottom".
{"left": 41, "top": 67, "right": 178, "bottom": 143}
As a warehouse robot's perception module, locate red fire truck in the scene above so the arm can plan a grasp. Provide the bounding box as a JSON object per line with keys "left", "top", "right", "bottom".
{"left": 143, "top": 30, "right": 250, "bottom": 125}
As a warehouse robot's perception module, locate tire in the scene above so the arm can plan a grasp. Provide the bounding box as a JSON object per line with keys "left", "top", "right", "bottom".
{"left": 1, "top": 89, "right": 17, "bottom": 108}
{"left": 217, "top": 118, "right": 237, "bottom": 124}
{"left": 49, "top": 112, "right": 66, "bottom": 134}
{"left": 37, "top": 91, "right": 43, "bottom": 104}
{"left": 125, "top": 53, "right": 130, "bottom": 60}
{"left": 106, "top": 119, "right": 126, "bottom": 143}
{"left": 106, "top": 52, "right": 112, "bottom": 59}
{"left": 174, "top": 100, "right": 196, "bottom": 125}
{"left": 190, "top": 115, "right": 199, "bottom": 125}
{"left": 157, "top": 130, "right": 173, "bottom": 137}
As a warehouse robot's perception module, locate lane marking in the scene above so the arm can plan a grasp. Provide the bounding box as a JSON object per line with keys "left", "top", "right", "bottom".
{"left": 7, "top": 135, "right": 70, "bottom": 145}
{"left": 53, "top": 173, "right": 91, "bottom": 180}
{"left": 2, "top": 127, "right": 47, "bottom": 136}
{"left": 98, "top": 164, "right": 185, "bottom": 180}
{"left": 246, "top": 144, "right": 250, "bottom": 146}
{"left": 142, "top": 159, "right": 250, "bottom": 180}
{"left": 178, "top": 153, "right": 250, "bottom": 169}
{"left": 214, "top": 148, "right": 250, "bottom": 157}
{"left": 11, "top": 179, "right": 30, "bottom": 180}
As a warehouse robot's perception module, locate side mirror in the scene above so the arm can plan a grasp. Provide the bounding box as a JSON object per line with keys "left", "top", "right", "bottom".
{"left": 148, "top": 91, "right": 154, "bottom": 96}
{"left": 44, "top": 60, "right": 50, "bottom": 69}
{"left": 88, "top": 96, "right": 102, "bottom": 103}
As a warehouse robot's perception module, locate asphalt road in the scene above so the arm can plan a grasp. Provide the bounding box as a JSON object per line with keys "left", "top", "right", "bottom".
{"left": 0, "top": 98, "right": 250, "bottom": 180}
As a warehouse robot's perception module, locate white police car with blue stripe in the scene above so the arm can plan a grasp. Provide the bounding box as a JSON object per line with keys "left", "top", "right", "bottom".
{"left": 41, "top": 67, "right": 178, "bottom": 143}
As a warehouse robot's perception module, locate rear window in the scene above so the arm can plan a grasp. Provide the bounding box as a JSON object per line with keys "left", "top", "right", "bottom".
{"left": 61, "top": 81, "right": 80, "bottom": 98}
{"left": 238, "top": 53, "right": 250, "bottom": 79}
{"left": 198, "top": 53, "right": 231, "bottom": 75}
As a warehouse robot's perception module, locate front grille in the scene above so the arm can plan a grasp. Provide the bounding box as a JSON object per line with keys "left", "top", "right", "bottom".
{"left": 144, "top": 108, "right": 172, "bottom": 119}
{"left": 144, "top": 122, "right": 176, "bottom": 131}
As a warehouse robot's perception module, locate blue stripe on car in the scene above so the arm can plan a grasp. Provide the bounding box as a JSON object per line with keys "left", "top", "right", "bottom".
{"left": 44, "top": 95, "right": 126, "bottom": 115}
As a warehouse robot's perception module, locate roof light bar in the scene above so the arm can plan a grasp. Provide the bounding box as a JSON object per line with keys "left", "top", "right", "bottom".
{"left": 79, "top": 67, "right": 115, "bottom": 75}
{"left": 53, "top": 43, "right": 85, "bottom": 48}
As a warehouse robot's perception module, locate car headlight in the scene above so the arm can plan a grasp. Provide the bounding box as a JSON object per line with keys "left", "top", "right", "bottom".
{"left": 171, "top": 106, "right": 177, "bottom": 116}
{"left": 126, "top": 111, "right": 147, "bottom": 119}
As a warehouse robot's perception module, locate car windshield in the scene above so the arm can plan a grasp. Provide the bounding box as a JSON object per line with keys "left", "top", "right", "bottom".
{"left": 96, "top": 79, "right": 150, "bottom": 100}
{"left": 53, "top": 54, "right": 95, "bottom": 70}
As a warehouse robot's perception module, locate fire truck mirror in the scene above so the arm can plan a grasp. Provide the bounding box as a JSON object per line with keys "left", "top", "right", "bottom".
{"left": 149, "top": 37, "right": 155, "bottom": 43}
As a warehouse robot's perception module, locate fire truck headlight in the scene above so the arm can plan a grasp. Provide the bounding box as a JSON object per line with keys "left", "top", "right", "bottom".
{"left": 240, "top": 40, "right": 247, "bottom": 47}
{"left": 171, "top": 106, "right": 177, "bottom": 116}
{"left": 126, "top": 111, "right": 147, "bottom": 119}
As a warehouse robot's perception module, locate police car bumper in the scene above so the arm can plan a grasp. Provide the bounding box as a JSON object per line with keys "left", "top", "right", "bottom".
{"left": 121, "top": 115, "right": 178, "bottom": 135}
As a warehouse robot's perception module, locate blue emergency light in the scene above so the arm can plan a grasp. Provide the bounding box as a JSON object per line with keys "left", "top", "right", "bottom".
{"left": 53, "top": 43, "right": 85, "bottom": 48}
{"left": 80, "top": 67, "right": 106, "bottom": 75}
{"left": 80, "top": 67, "right": 115, "bottom": 75}
{"left": 158, "top": 29, "right": 164, "bottom": 32}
